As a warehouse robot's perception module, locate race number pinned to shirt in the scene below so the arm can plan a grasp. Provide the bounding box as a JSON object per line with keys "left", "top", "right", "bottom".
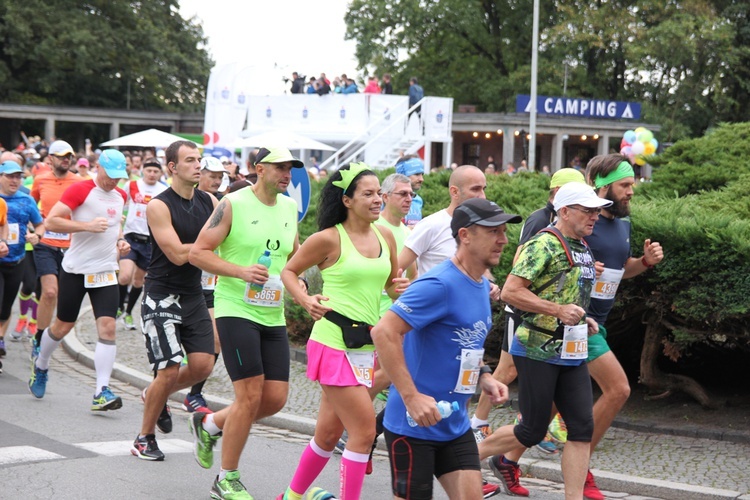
{"left": 345, "top": 351, "right": 375, "bottom": 388}
{"left": 454, "top": 348, "right": 484, "bottom": 393}
{"left": 7, "top": 223, "right": 19, "bottom": 245}
{"left": 201, "top": 271, "right": 217, "bottom": 291}
{"left": 561, "top": 324, "right": 588, "bottom": 360}
{"left": 243, "top": 275, "right": 283, "bottom": 307}
{"left": 591, "top": 268, "right": 625, "bottom": 300}
{"left": 45, "top": 231, "right": 70, "bottom": 241}
{"left": 84, "top": 271, "right": 117, "bottom": 288}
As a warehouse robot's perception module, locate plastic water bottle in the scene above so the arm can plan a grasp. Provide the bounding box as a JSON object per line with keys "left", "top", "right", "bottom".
{"left": 250, "top": 250, "right": 271, "bottom": 292}
{"left": 406, "top": 400, "right": 460, "bottom": 427}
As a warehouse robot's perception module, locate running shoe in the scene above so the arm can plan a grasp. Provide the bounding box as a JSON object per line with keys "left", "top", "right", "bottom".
{"left": 12, "top": 318, "right": 26, "bottom": 340}
{"left": 473, "top": 424, "right": 492, "bottom": 444}
{"left": 535, "top": 433, "right": 559, "bottom": 454}
{"left": 583, "top": 470, "right": 605, "bottom": 500}
{"left": 29, "top": 365, "right": 48, "bottom": 399}
{"left": 0, "top": 359, "right": 3, "bottom": 374}
{"left": 92, "top": 386, "right": 123, "bottom": 411}
{"left": 29, "top": 336, "right": 40, "bottom": 362}
{"left": 375, "top": 389, "right": 389, "bottom": 402}
{"left": 548, "top": 412, "right": 568, "bottom": 444}
{"left": 131, "top": 434, "right": 165, "bottom": 461}
{"left": 210, "top": 470, "right": 253, "bottom": 500}
{"left": 306, "top": 487, "right": 336, "bottom": 499}
{"left": 183, "top": 393, "right": 213, "bottom": 413}
{"left": 0, "top": 338, "right": 6, "bottom": 357}
{"left": 488, "top": 455, "right": 529, "bottom": 497}
{"left": 482, "top": 480, "right": 500, "bottom": 498}
{"left": 27, "top": 321, "right": 37, "bottom": 337}
{"left": 141, "top": 387, "right": 173, "bottom": 433}
{"left": 189, "top": 411, "right": 221, "bottom": 469}
{"left": 121, "top": 314, "right": 137, "bottom": 331}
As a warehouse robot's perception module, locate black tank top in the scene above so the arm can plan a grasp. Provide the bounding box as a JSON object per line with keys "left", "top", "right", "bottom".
{"left": 145, "top": 188, "right": 213, "bottom": 295}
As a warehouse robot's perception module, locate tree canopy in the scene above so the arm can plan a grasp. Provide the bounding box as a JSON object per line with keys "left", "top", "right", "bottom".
{"left": 345, "top": 0, "right": 750, "bottom": 141}
{"left": 0, "top": 0, "right": 212, "bottom": 112}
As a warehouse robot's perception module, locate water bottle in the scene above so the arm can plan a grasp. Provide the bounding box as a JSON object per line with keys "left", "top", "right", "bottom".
{"left": 406, "top": 400, "right": 460, "bottom": 427}
{"left": 250, "top": 250, "right": 272, "bottom": 292}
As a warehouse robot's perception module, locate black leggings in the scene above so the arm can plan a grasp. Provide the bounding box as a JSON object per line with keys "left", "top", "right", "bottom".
{"left": 20, "top": 250, "right": 40, "bottom": 297}
{"left": 0, "top": 262, "right": 26, "bottom": 321}
{"left": 512, "top": 355, "right": 594, "bottom": 447}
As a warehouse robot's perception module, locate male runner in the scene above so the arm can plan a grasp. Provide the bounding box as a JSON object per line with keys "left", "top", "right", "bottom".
{"left": 395, "top": 156, "right": 425, "bottom": 228}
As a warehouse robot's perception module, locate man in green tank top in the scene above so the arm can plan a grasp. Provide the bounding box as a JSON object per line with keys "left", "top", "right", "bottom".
{"left": 188, "top": 147, "right": 305, "bottom": 499}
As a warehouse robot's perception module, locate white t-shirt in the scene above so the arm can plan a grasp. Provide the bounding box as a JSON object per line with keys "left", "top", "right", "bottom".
{"left": 403, "top": 209, "right": 456, "bottom": 276}
{"left": 122, "top": 179, "right": 168, "bottom": 236}
{"left": 60, "top": 180, "right": 127, "bottom": 275}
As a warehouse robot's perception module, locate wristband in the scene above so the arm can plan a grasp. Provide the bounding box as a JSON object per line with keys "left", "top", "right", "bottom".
{"left": 641, "top": 256, "right": 654, "bottom": 269}
{"left": 479, "top": 365, "right": 493, "bottom": 378}
{"left": 117, "top": 237, "right": 126, "bottom": 243}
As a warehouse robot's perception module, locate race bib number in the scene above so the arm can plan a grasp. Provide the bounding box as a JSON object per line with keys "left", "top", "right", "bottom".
{"left": 454, "top": 348, "right": 484, "bottom": 393}
{"left": 561, "top": 324, "right": 588, "bottom": 360}
{"left": 7, "top": 223, "right": 19, "bottom": 245}
{"left": 84, "top": 271, "right": 117, "bottom": 289}
{"left": 201, "top": 271, "right": 217, "bottom": 291}
{"left": 243, "top": 275, "right": 283, "bottom": 307}
{"left": 45, "top": 231, "right": 70, "bottom": 241}
{"left": 591, "top": 268, "right": 625, "bottom": 300}
{"left": 345, "top": 351, "right": 375, "bottom": 388}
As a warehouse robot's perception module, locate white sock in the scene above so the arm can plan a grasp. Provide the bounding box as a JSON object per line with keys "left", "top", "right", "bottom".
{"left": 203, "top": 413, "right": 222, "bottom": 435}
{"left": 94, "top": 341, "right": 117, "bottom": 393}
{"left": 471, "top": 416, "right": 489, "bottom": 428}
{"left": 219, "top": 468, "right": 235, "bottom": 481}
{"left": 36, "top": 328, "right": 61, "bottom": 370}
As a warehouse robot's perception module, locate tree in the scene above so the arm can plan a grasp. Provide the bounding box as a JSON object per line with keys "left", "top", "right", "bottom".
{"left": 0, "top": 0, "right": 212, "bottom": 111}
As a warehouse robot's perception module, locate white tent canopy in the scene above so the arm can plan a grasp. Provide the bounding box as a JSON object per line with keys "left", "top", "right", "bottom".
{"left": 230, "top": 130, "right": 336, "bottom": 151}
{"left": 100, "top": 128, "right": 187, "bottom": 148}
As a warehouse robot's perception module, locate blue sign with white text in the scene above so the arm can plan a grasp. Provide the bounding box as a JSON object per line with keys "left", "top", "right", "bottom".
{"left": 284, "top": 167, "right": 311, "bottom": 222}
{"left": 516, "top": 95, "right": 641, "bottom": 120}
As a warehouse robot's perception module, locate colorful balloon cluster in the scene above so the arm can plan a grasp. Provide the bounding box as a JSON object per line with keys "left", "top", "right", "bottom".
{"left": 620, "top": 127, "right": 658, "bottom": 166}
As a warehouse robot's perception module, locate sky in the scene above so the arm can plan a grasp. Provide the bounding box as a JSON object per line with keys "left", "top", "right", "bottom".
{"left": 179, "top": 0, "right": 360, "bottom": 95}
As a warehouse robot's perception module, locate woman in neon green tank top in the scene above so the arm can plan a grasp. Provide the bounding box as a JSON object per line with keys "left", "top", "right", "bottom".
{"left": 280, "top": 163, "right": 409, "bottom": 500}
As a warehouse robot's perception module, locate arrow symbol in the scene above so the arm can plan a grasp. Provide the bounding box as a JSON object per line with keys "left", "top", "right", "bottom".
{"left": 286, "top": 181, "right": 303, "bottom": 213}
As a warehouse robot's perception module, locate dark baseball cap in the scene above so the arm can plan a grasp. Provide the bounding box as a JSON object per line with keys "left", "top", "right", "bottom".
{"left": 451, "top": 198, "right": 522, "bottom": 237}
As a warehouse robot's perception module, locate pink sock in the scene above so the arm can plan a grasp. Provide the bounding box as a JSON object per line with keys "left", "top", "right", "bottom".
{"left": 340, "top": 449, "right": 369, "bottom": 500}
{"left": 288, "top": 439, "right": 332, "bottom": 495}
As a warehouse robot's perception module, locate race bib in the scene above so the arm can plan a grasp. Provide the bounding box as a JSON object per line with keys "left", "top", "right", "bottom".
{"left": 243, "top": 275, "right": 283, "bottom": 307}
{"left": 561, "top": 324, "right": 588, "bottom": 360}
{"left": 201, "top": 271, "right": 217, "bottom": 291}
{"left": 591, "top": 268, "right": 625, "bottom": 300}
{"left": 345, "top": 351, "right": 375, "bottom": 388}
{"left": 7, "top": 223, "right": 19, "bottom": 245}
{"left": 84, "top": 271, "right": 118, "bottom": 288}
{"left": 45, "top": 231, "right": 70, "bottom": 241}
{"left": 454, "top": 348, "right": 484, "bottom": 394}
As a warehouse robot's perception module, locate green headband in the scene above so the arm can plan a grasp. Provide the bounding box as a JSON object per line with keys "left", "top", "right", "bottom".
{"left": 594, "top": 161, "right": 635, "bottom": 189}
{"left": 332, "top": 162, "right": 370, "bottom": 193}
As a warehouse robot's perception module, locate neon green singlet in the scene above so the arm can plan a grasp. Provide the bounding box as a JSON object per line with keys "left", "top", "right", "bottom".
{"left": 310, "top": 223, "right": 391, "bottom": 352}
{"left": 214, "top": 188, "right": 298, "bottom": 326}
{"left": 377, "top": 218, "right": 410, "bottom": 316}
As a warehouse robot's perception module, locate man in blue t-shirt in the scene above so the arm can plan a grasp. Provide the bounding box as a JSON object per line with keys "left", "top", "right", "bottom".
{"left": 372, "top": 198, "right": 520, "bottom": 499}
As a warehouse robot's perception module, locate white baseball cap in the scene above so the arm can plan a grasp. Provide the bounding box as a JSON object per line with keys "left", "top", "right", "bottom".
{"left": 553, "top": 182, "right": 613, "bottom": 212}
{"left": 48, "top": 140, "right": 74, "bottom": 157}
{"left": 201, "top": 156, "right": 226, "bottom": 172}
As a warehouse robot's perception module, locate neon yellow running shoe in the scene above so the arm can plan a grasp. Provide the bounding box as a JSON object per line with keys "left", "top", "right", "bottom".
{"left": 548, "top": 413, "right": 568, "bottom": 444}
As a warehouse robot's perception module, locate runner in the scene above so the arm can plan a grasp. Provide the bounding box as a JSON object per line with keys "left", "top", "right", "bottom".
{"left": 188, "top": 147, "right": 304, "bottom": 500}
{"left": 0, "top": 161, "right": 41, "bottom": 362}
{"left": 28, "top": 150, "right": 130, "bottom": 411}
{"left": 371, "top": 198, "right": 518, "bottom": 499}
{"left": 276, "top": 163, "right": 408, "bottom": 500}
{"left": 29, "top": 140, "right": 81, "bottom": 359}
{"left": 116, "top": 158, "right": 167, "bottom": 330}
{"left": 395, "top": 156, "right": 425, "bottom": 228}
{"left": 131, "top": 140, "right": 217, "bottom": 461}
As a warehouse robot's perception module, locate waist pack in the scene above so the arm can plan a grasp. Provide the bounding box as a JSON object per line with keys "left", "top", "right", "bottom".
{"left": 324, "top": 310, "right": 374, "bottom": 349}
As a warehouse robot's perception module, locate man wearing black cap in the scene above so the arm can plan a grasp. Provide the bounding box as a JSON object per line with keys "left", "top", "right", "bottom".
{"left": 188, "top": 146, "right": 304, "bottom": 499}
{"left": 371, "top": 198, "right": 520, "bottom": 500}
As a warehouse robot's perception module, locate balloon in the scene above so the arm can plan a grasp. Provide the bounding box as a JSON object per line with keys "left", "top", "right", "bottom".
{"left": 631, "top": 141, "right": 645, "bottom": 155}
{"left": 651, "top": 138, "right": 659, "bottom": 150}
{"left": 637, "top": 130, "right": 654, "bottom": 143}
{"left": 634, "top": 126, "right": 646, "bottom": 135}
{"left": 624, "top": 130, "right": 637, "bottom": 144}
{"left": 644, "top": 142, "right": 656, "bottom": 156}
{"left": 620, "top": 138, "right": 631, "bottom": 149}
{"left": 635, "top": 156, "right": 646, "bottom": 166}
{"left": 621, "top": 146, "right": 633, "bottom": 156}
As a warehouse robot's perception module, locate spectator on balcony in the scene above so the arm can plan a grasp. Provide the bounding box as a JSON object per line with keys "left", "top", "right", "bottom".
{"left": 306, "top": 77, "right": 318, "bottom": 94}
{"left": 341, "top": 78, "right": 359, "bottom": 94}
{"left": 364, "top": 76, "right": 381, "bottom": 94}
{"left": 408, "top": 77, "right": 424, "bottom": 121}
{"left": 381, "top": 74, "right": 393, "bottom": 95}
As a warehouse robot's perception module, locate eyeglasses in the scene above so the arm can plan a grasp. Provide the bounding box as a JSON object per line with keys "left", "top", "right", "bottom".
{"left": 390, "top": 190, "right": 415, "bottom": 198}
{"left": 568, "top": 205, "right": 602, "bottom": 215}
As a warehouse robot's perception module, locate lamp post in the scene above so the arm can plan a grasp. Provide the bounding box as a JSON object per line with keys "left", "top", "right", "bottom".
{"left": 529, "top": 0, "right": 540, "bottom": 171}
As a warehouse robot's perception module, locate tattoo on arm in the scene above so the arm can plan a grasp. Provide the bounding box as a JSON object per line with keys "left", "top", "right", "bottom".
{"left": 208, "top": 200, "right": 226, "bottom": 229}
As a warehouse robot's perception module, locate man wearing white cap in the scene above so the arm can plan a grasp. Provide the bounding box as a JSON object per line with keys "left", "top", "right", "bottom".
{"left": 188, "top": 146, "right": 304, "bottom": 499}
{"left": 479, "top": 182, "right": 612, "bottom": 500}
{"left": 29, "top": 149, "right": 131, "bottom": 412}
{"left": 198, "top": 156, "right": 227, "bottom": 198}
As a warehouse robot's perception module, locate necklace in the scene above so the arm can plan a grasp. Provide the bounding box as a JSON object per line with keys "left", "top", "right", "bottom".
{"left": 453, "top": 256, "right": 482, "bottom": 282}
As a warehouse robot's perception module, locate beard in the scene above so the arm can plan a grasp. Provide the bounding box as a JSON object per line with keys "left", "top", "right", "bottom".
{"left": 605, "top": 190, "right": 631, "bottom": 218}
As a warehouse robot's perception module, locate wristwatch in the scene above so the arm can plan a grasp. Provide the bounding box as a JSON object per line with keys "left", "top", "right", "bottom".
{"left": 479, "top": 365, "right": 493, "bottom": 378}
